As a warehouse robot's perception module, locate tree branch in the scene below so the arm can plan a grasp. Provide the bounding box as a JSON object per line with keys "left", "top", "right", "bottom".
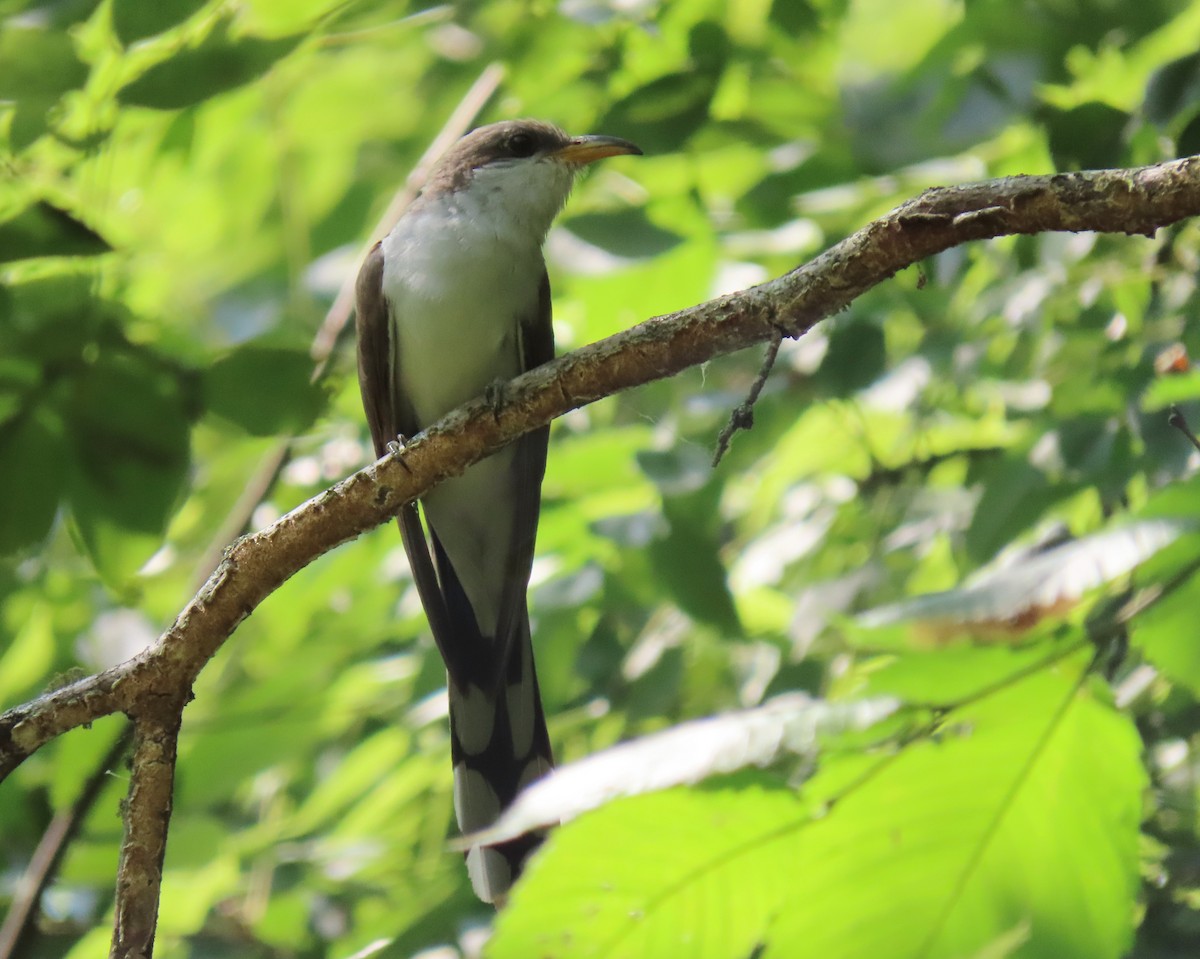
{"left": 3, "top": 156, "right": 1200, "bottom": 781}
{"left": 109, "top": 709, "right": 183, "bottom": 959}
{"left": 4, "top": 151, "right": 1199, "bottom": 959}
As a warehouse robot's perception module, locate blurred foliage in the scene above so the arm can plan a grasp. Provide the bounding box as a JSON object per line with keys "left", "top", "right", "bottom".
{"left": 2, "top": 0, "right": 1200, "bottom": 957}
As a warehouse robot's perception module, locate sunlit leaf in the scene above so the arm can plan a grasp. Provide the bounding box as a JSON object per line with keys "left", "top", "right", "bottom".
{"left": 493, "top": 663, "right": 1143, "bottom": 959}
{"left": 0, "top": 24, "right": 87, "bottom": 99}
{"left": 461, "top": 694, "right": 898, "bottom": 847}
{"left": 858, "top": 520, "right": 1187, "bottom": 643}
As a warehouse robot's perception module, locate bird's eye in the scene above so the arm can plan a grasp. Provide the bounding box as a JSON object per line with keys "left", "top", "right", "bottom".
{"left": 506, "top": 132, "right": 537, "bottom": 158}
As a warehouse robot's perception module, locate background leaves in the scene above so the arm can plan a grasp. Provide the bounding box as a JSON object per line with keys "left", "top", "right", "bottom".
{"left": 2, "top": 0, "right": 1200, "bottom": 957}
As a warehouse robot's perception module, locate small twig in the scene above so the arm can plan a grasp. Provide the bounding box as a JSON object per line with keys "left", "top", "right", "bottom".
{"left": 1168, "top": 404, "right": 1200, "bottom": 454}
{"left": 712, "top": 331, "right": 783, "bottom": 466}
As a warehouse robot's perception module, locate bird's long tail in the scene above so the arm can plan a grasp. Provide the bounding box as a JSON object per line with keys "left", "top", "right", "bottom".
{"left": 448, "top": 614, "right": 553, "bottom": 904}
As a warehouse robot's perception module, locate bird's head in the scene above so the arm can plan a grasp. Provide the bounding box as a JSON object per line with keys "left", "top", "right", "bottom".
{"left": 426, "top": 119, "right": 641, "bottom": 238}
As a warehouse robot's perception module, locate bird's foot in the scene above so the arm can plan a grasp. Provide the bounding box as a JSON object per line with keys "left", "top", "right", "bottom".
{"left": 386, "top": 434, "right": 412, "bottom": 473}
{"left": 485, "top": 379, "right": 507, "bottom": 422}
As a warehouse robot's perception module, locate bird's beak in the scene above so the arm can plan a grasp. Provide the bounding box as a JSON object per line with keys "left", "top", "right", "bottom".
{"left": 552, "top": 134, "right": 642, "bottom": 166}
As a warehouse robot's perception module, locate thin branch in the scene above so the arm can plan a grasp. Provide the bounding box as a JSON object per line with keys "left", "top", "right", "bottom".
{"left": 109, "top": 710, "right": 183, "bottom": 959}
{"left": 712, "top": 331, "right": 783, "bottom": 466}
{"left": 1168, "top": 404, "right": 1200, "bottom": 454}
{"left": 4, "top": 156, "right": 1200, "bottom": 783}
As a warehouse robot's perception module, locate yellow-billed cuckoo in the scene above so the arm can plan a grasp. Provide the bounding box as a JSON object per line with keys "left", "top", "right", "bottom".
{"left": 354, "top": 120, "right": 640, "bottom": 902}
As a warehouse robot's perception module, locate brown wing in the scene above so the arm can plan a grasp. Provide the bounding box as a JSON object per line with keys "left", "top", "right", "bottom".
{"left": 488, "top": 269, "right": 554, "bottom": 692}
{"left": 354, "top": 241, "right": 454, "bottom": 649}
{"left": 355, "top": 241, "right": 403, "bottom": 456}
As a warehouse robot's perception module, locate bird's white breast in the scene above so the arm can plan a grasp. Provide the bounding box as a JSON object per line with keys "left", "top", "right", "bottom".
{"left": 382, "top": 201, "right": 544, "bottom": 425}
{"left": 379, "top": 173, "right": 564, "bottom": 636}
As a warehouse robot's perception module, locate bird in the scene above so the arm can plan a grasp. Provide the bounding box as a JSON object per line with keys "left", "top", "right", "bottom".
{"left": 354, "top": 119, "right": 641, "bottom": 903}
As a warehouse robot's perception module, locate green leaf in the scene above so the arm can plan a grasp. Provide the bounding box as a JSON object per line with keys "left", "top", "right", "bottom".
{"left": 637, "top": 446, "right": 713, "bottom": 497}
{"left": 600, "top": 72, "right": 717, "bottom": 154}
{"left": 203, "top": 342, "right": 325, "bottom": 436}
{"left": 0, "top": 405, "right": 66, "bottom": 553}
{"left": 494, "top": 784, "right": 807, "bottom": 959}
{"left": 598, "top": 24, "right": 729, "bottom": 154}
{"left": 1043, "top": 103, "right": 1130, "bottom": 171}
{"left": 118, "top": 22, "right": 302, "bottom": 109}
{"left": 65, "top": 355, "right": 191, "bottom": 583}
{"left": 817, "top": 317, "right": 886, "bottom": 396}
{"left": 0, "top": 25, "right": 87, "bottom": 99}
{"left": 648, "top": 503, "right": 741, "bottom": 635}
{"left": 1144, "top": 51, "right": 1200, "bottom": 126}
{"left": 564, "top": 210, "right": 683, "bottom": 259}
{"left": 965, "top": 458, "right": 1068, "bottom": 565}
{"left": 1176, "top": 108, "right": 1200, "bottom": 157}
{"left": 0, "top": 202, "right": 111, "bottom": 263}
{"left": 111, "top": 0, "right": 211, "bottom": 45}
{"left": 0, "top": 600, "right": 56, "bottom": 704}
{"left": 769, "top": 0, "right": 820, "bottom": 36}
{"left": 636, "top": 447, "right": 741, "bottom": 632}
{"left": 0, "top": 22, "right": 91, "bottom": 149}
{"left": 493, "top": 661, "right": 1144, "bottom": 959}
{"left": 1131, "top": 533, "right": 1200, "bottom": 696}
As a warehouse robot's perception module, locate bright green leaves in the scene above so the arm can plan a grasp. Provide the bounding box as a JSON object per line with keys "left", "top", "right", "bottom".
{"left": 2, "top": 0, "right": 1199, "bottom": 955}
{"left": 0, "top": 272, "right": 326, "bottom": 579}
{"left": 600, "top": 23, "right": 730, "bottom": 154}
{"left": 0, "top": 19, "right": 89, "bottom": 150}
{"left": 494, "top": 662, "right": 1145, "bottom": 959}
{"left": 0, "top": 275, "right": 190, "bottom": 577}
{"left": 495, "top": 785, "right": 810, "bottom": 959}
{"left": 0, "top": 23, "right": 87, "bottom": 100}
{"left": 1124, "top": 517, "right": 1200, "bottom": 696}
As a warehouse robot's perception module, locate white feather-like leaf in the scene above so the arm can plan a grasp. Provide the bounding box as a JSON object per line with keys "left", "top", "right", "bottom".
{"left": 858, "top": 519, "right": 1188, "bottom": 631}
{"left": 455, "top": 694, "right": 900, "bottom": 849}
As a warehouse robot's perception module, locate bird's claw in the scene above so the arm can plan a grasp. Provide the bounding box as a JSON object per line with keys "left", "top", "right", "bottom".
{"left": 387, "top": 434, "right": 412, "bottom": 473}
{"left": 485, "top": 380, "right": 507, "bottom": 421}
